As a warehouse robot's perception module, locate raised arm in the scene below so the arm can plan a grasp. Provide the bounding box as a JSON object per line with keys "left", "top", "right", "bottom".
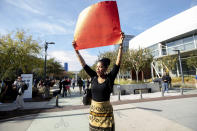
{"left": 115, "top": 32, "right": 125, "bottom": 66}
{"left": 72, "top": 41, "right": 86, "bottom": 67}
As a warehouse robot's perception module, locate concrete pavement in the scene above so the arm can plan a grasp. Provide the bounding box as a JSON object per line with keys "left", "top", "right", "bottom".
{"left": 0, "top": 87, "right": 197, "bottom": 131}
{"left": 1, "top": 87, "right": 197, "bottom": 111}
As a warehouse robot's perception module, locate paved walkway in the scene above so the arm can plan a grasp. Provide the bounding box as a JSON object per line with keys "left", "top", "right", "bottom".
{"left": 0, "top": 87, "right": 197, "bottom": 131}
{"left": 1, "top": 87, "right": 197, "bottom": 111}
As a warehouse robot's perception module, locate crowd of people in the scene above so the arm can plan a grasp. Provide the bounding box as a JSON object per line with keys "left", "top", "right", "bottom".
{"left": 0, "top": 75, "right": 92, "bottom": 105}
{"left": 58, "top": 77, "right": 91, "bottom": 97}
{"left": 0, "top": 76, "right": 56, "bottom": 109}
{"left": 35, "top": 77, "right": 55, "bottom": 99}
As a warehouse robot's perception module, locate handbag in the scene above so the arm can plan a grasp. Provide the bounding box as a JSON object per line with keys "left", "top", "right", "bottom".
{"left": 82, "top": 88, "right": 92, "bottom": 105}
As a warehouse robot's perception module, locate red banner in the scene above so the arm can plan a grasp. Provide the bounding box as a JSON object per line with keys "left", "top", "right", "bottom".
{"left": 74, "top": 1, "right": 122, "bottom": 50}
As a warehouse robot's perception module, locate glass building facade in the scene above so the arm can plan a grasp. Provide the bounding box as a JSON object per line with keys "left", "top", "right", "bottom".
{"left": 148, "top": 34, "right": 197, "bottom": 58}
{"left": 114, "top": 34, "right": 134, "bottom": 52}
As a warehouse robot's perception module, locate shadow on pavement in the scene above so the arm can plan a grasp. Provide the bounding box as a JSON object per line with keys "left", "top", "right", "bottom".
{"left": 0, "top": 106, "right": 162, "bottom": 123}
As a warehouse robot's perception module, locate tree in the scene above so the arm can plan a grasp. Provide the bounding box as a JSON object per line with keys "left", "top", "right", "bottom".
{"left": 141, "top": 49, "right": 153, "bottom": 80}
{"left": 47, "top": 58, "right": 64, "bottom": 78}
{"left": 78, "top": 69, "right": 89, "bottom": 80}
{"left": 128, "top": 48, "right": 152, "bottom": 82}
{"left": 0, "top": 30, "right": 41, "bottom": 80}
{"left": 160, "top": 55, "right": 177, "bottom": 75}
{"left": 186, "top": 55, "right": 197, "bottom": 75}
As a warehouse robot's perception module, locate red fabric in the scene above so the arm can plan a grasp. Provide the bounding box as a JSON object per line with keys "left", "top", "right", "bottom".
{"left": 74, "top": 1, "right": 122, "bottom": 50}
{"left": 65, "top": 86, "right": 70, "bottom": 89}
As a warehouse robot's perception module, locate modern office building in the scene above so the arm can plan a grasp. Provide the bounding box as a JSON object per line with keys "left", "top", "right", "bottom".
{"left": 129, "top": 5, "right": 197, "bottom": 78}
{"left": 122, "top": 35, "right": 134, "bottom": 52}
{"left": 64, "top": 62, "right": 68, "bottom": 71}
{"left": 115, "top": 34, "right": 134, "bottom": 52}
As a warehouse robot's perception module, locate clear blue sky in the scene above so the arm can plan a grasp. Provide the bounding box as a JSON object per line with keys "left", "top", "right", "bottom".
{"left": 0, "top": 0, "right": 196, "bottom": 71}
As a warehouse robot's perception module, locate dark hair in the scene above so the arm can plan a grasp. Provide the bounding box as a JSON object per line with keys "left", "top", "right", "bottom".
{"left": 98, "top": 58, "right": 110, "bottom": 68}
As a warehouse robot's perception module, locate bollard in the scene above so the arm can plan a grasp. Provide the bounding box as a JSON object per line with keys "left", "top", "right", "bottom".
{"left": 118, "top": 91, "right": 120, "bottom": 101}
{"left": 56, "top": 95, "right": 58, "bottom": 107}
{"left": 180, "top": 87, "right": 183, "bottom": 95}
{"left": 140, "top": 90, "right": 143, "bottom": 99}
{"left": 117, "top": 85, "right": 121, "bottom": 101}
{"left": 161, "top": 88, "right": 164, "bottom": 97}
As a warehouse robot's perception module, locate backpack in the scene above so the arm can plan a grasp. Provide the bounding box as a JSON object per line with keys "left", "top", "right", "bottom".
{"left": 23, "top": 83, "right": 28, "bottom": 90}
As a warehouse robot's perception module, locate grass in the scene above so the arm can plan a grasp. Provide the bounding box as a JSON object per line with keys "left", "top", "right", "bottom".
{"left": 114, "top": 79, "right": 149, "bottom": 85}
{"left": 114, "top": 76, "right": 197, "bottom": 88}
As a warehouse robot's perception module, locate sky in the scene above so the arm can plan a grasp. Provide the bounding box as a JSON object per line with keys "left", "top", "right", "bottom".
{"left": 0, "top": 0, "right": 197, "bottom": 71}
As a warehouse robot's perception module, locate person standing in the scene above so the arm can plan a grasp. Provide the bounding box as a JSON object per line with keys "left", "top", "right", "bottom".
{"left": 167, "top": 73, "right": 172, "bottom": 89}
{"left": 43, "top": 77, "right": 51, "bottom": 99}
{"left": 13, "top": 76, "right": 26, "bottom": 110}
{"left": 162, "top": 72, "right": 169, "bottom": 93}
{"left": 72, "top": 32, "right": 124, "bottom": 131}
{"left": 0, "top": 80, "right": 8, "bottom": 103}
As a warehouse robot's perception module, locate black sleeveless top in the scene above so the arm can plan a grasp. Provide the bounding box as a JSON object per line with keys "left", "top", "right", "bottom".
{"left": 83, "top": 64, "right": 120, "bottom": 102}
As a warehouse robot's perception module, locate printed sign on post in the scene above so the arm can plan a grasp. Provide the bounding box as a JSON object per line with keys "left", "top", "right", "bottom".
{"left": 21, "top": 74, "right": 33, "bottom": 99}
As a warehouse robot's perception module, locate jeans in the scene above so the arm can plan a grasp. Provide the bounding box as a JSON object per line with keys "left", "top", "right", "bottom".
{"left": 163, "top": 82, "right": 168, "bottom": 92}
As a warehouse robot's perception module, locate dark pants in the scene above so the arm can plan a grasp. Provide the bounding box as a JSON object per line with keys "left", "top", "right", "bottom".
{"left": 62, "top": 87, "right": 67, "bottom": 97}
{"left": 59, "top": 87, "right": 62, "bottom": 94}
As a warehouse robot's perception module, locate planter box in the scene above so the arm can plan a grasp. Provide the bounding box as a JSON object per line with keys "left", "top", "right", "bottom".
{"left": 113, "top": 83, "right": 160, "bottom": 95}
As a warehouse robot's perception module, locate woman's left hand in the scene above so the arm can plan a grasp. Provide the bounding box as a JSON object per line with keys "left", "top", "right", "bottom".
{"left": 121, "top": 32, "right": 125, "bottom": 41}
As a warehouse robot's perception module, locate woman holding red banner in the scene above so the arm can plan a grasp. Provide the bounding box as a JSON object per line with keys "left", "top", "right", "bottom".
{"left": 73, "top": 32, "right": 124, "bottom": 131}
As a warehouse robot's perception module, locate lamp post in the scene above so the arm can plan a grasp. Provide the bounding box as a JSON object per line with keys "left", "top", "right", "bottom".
{"left": 173, "top": 49, "right": 184, "bottom": 95}
{"left": 44, "top": 41, "right": 55, "bottom": 80}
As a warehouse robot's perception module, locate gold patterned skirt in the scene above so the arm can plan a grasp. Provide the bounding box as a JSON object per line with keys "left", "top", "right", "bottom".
{"left": 89, "top": 100, "right": 115, "bottom": 131}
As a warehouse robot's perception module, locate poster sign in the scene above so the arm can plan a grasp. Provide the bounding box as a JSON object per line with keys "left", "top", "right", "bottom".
{"left": 74, "top": 1, "right": 122, "bottom": 50}
{"left": 21, "top": 74, "right": 33, "bottom": 99}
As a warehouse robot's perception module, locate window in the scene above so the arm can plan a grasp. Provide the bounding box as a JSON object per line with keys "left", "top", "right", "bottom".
{"left": 183, "top": 36, "right": 193, "bottom": 44}
{"left": 174, "top": 45, "right": 184, "bottom": 51}
{"left": 184, "top": 42, "right": 195, "bottom": 50}
{"left": 194, "top": 35, "right": 197, "bottom": 48}
{"left": 151, "top": 50, "right": 159, "bottom": 57}
{"left": 174, "top": 39, "right": 183, "bottom": 46}
{"left": 149, "top": 44, "right": 158, "bottom": 51}
{"left": 194, "top": 35, "right": 197, "bottom": 41}
{"left": 167, "top": 48, "right": 175, "bottom": 55}
{"left": 167, "top": 41, "right": 174, "bottom": 47}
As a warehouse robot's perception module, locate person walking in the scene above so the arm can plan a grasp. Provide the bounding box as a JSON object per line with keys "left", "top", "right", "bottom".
{"left": 77, "top": 78, "right": 83, "bottom": 95}
{"left": 62, "top": 77, "right": 70, "bottom": 97}
{"left": 82, "top": 79, "right": 86, "bottom": 91}
{"left": 87, "top": 78, "right": 91, "bottom": 89}
{"left": 13, "top": 76, "right": 26, "bottom": 110}
{"left": 72, "top": 33, "right": 124, "bottom": 131}
{"left": 71, "top": 78, "right": 75, "bottom": 90}
{"left": 66, "top": 78, "right": 71, "bottom": 96}
{"left": 59, "top": 78, "right": 63, "bottom": 95}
